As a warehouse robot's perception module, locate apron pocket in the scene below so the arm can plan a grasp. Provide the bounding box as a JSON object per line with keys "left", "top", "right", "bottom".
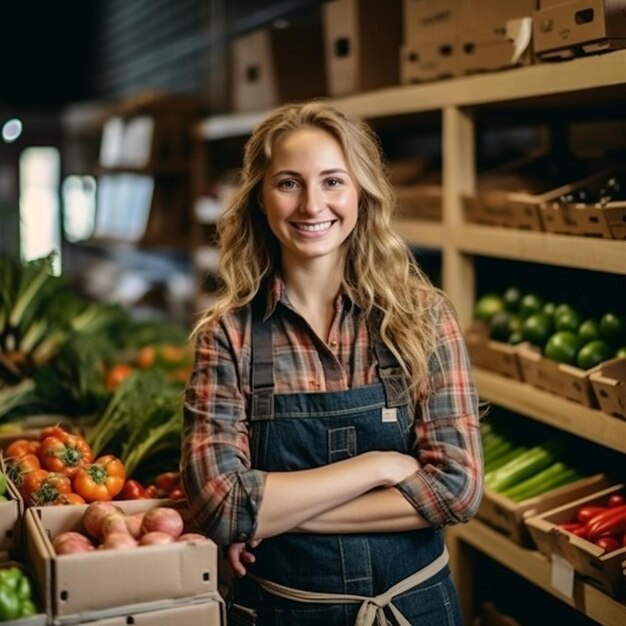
{"left": 258, "top": 604, "right": 350, "bottom": 626}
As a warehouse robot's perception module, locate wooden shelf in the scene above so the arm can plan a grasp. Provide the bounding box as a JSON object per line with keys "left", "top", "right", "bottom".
{"left": 393, "top": 218, "right": 443, "bottom": 249}
{"left": 473, "top": 368, "right": 626, "bottom": 453}
{"left": 453, "top": 225, "right": 626, "bottom": 275}
{"left": 196, "top": 50, "right": 626, "bottom": 140}
{"left": 447, "top": 519, "right": 626, "bottom": 626}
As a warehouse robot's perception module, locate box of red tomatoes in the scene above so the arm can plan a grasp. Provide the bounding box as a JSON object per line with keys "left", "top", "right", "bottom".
{"left": 24, "top": 498, "right": 220, "bottom": 622}
{"left": 525, "top": 483, "right": 626, "bottom": 598}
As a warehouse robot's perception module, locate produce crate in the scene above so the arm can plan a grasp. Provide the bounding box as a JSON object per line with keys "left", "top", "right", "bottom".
{"left": 525, "top": 484, "right": 626, "bottom": 598}
{"left": 0, "top": 561, "right": 47, "bottom": 626}
{"left": 465, "top": 322, "right": 523, "bottom": 380}
{"left": 461, "top": 189, "right": 545, "bottom": 230}
{"left": 0, "top": 417, "right": 84, "bottom": 453}
{"left": 63, "top": 594, "right": 224, "bottom": 626}
{"left": 477, "top": 474, "right": 609, "bottom": 546}
{"left": 516, "top": 343, "right": 600, "bottom": 407}
{"left": 540, "top": 167, "right": 626, "bottom": 239}
{"left": 24, "top": 500, "right": 219, "bottom": 623}
{"left": 589, "top": 357, "right": 626, "bottom": 420}
{"left": 0, "top": 455, "right": 24, "bottom": 558}
{"left": 395, "top": 184, "right": 442, "bottom": 221}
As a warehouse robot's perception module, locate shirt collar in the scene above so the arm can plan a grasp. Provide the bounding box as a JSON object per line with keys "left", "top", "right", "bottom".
{"left": 261, "top": 274, "right": 357, "bottom": 320}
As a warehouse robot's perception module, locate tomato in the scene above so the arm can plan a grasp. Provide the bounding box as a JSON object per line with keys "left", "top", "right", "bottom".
{"left": 6, "top": 453, "right": 41, "bottom": 488}
{"left": 118, "top": 479, "right": 149, "bottom": 500}
{"left": 73, "top": 455, "right": 126, "bottom": 502}
{"left": 169, "top": 487, "right": 186, "bottom": 501}
{"left": 572, "top": 525, "right": 590, "bottom": 539}
{"left": 39, "top": 425, "right": 70, "bottom": 442}
{"left": 5, "top": 439, "right": 40, "bottom": 460}
{"left": 38, "top": 433, "right": 93, "bottom": 478}
{"left": 20, "top": 470, "right": 72, "bottom": 506}
{"left": 53, "top": 493, "right": 86, "bottom": 505}
{"left": 607, "top": 493, "right": 626, "bottom": 508}
{"left": 136, "top": 346, "right": 156, "bottom": 369}
{"left": 105, "top": 364, "right": 134, "bottom": 392}
{"left": 154, "top": 471, "right": 181, "bottom": 493}
{"left": 145, "top": 485, "right": 162, "bottom": 498}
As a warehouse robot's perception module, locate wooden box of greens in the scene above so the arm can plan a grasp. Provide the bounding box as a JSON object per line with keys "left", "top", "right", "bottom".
{"left": 24, "top": 500, "right": 218, "bottom": 621}
{"left": 589, "top": 357, "right": 626, "bottom": 420}
{"left": 394, "top": 184, "right": 442, "bottom": 221}
{"left": 516, "top": 343, "right": 601, "bottom": 407}
{"left": 477, "top": 473, "right": 609, "bottom": 546}
{"left": 525, "top": 484, "right": 626, "bottom": 598}
{"left": 465, "top": 322, "right": 522, "bottom": 380}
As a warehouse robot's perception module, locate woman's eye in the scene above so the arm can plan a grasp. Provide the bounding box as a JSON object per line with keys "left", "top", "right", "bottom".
{"left": 278, "top": 179, "right": 298, "bottom": 190}
{"left": 324, "top": 177, "right": 344, "bottom": 188}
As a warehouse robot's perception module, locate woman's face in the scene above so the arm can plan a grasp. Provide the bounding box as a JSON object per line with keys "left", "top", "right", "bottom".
{"left": 260, "top": 127, "right": 359, "bottom": 269}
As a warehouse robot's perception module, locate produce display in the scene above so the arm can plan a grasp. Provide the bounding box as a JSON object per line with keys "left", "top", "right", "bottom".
{"left": 482, "top": 422, "right": 584, "bottom": 502}
{"left": 0, "top": 254, "right": 192, "bottom": 483}
{"left": 474, "top": 287, "right": 625, "bottom": 369}
{"left": 51, "top": 501, "right": 206, "bottom": 555}
{"left": 556, "top": 491, "right": 626, "bottom": 555}
{"left": 0, "top": 565, "right": 38, "bottom": 621}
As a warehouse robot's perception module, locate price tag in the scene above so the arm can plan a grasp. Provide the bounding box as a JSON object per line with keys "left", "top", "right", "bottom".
{"left": 550, "top": 554, "right": 574, "bottom": 599}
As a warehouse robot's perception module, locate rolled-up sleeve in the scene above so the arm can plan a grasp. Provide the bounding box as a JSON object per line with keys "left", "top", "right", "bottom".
{"left": 395, "top": 297, "right": 483, "bottom": 527}
{"left": 180, "top": 322, "right": 266, "bottom": 546}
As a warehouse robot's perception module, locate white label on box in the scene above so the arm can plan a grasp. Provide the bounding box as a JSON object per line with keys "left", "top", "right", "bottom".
{"left": 550, "top": 553, "right": 574, "bottom": 599}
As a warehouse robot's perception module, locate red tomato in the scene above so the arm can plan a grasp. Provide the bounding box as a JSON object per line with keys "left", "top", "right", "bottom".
{"left": 118, "top": 479, "right": 149, "bottom": 500}
{"left": 595, "top": 536, "right": 620, "bottom": 553}
{"left": 154, "top": 471, "right": 181, "bottom": 493}
{"left": 576, "top": 506, "right": 608, "bottom": 525}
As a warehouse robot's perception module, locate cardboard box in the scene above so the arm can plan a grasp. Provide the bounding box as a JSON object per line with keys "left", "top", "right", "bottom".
{"left": 465, "top": 323, "right": 523, "bottom": 380}
{"left": 463, "top": 0, "right": 538, "bottom": 30}
{"left": 73, "top": 594, "right": 224, "bottom": 626}
{"left": 477, "top": 473, "right": 609, "bottom": 545}
{"left": 0, "top": 457, "right": 24, "bottom": 557}
{"left": 402, "top": 0, "right": 462, "bottom": 43}
{"left": 525, "top": 483, "right": 626, "bottom": 597}
{"left": 230, "top": 21, "right": 326, "bottom": 112}
{"left": 517, "top": 343, "right": 601, "bottom": 406}
{"left": 458, "top": 18, "right": 534, "bottom": 74}
{"left": 400, "top": 39, "right": 460, "bottom": 83}
{"left": 25, "top": 500, "right": 219, "bottom": 622}
{"left": 395, "top": 184, "right": 442, "bottom": 220}
{"left": 323, "top": 0, "right": 403, "bottom": 96}
{"left": 534, "top": 0, "right": 626, "bottom": 60}
{"left": 589, "top": 357, "right": 626, "bottom": 419}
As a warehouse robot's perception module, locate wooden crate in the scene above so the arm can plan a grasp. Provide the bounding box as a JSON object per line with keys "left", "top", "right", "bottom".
{"left": 465, "top": 323, "right": 522, "bottom": 380}
{"left": 589, "top": 357, "right": 626, "bottom": 420}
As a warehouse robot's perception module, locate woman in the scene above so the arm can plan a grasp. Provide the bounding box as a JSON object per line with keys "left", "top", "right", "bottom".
{"left": 181, "top": 101, "right": 483, "bottom": 625}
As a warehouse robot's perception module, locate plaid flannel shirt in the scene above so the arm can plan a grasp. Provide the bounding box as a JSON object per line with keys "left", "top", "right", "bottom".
{"left": 181, "top": 278, "right": 483, "bottom": 545}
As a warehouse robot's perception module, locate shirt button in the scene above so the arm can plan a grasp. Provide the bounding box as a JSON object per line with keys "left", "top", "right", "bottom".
{"left": 238, "top": 533, "right": 247, "bottom": 541}
{"left": 330, "top": 339, "right": 338, "bottom": 347}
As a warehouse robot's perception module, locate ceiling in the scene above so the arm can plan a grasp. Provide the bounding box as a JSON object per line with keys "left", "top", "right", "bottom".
{"left": 0, "top": 1, "right": 97, "bottom": 110}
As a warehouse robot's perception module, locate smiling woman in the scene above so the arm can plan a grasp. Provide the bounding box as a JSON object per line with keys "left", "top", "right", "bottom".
{"left": 181, "top": 101, "right": 482, "bottom": 626}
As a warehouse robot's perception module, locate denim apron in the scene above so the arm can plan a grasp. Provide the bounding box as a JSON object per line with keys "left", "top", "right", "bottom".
{"left": 229, "top": 301, "right": 463, "bottom": 626}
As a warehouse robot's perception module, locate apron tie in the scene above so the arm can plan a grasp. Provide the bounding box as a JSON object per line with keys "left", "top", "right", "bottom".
{"left": 251, "top": 547, "right": 449, "bottom": 626}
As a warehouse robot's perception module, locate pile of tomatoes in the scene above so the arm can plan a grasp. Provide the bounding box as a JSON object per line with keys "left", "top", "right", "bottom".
{"left": 5, "top": 426, "right": 125, "bottom": 506}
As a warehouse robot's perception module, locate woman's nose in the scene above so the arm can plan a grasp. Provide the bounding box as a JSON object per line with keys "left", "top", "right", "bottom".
{"left": 301, "top": 187, "right": 323, "bottom": 214}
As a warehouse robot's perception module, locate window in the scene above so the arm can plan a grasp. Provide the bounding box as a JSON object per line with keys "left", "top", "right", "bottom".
{"left": 19, "top": 147, "right": 61, "bottom": 273}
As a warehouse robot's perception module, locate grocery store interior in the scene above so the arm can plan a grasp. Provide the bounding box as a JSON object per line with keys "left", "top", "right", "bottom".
{"left": 0, "top": 1, "right": 625, "bottom": 625}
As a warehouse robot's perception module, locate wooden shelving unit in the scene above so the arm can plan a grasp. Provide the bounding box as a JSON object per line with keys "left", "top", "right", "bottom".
{"left": 447, "top": 520, "right": 626, "bottom": 626}
{"left": 192, "top": 48, "right": 626, "bottom": 625}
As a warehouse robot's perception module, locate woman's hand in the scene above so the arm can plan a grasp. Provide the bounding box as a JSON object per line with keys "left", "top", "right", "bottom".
{"left": 378, "top": 451, "right": 420, "bottom": 487}
{"left": 226, "top": 539, "right": 262, "bottom": 577}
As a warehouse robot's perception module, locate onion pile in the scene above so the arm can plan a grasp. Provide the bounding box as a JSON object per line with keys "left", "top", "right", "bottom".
{"left": 52, "top": 502, "right": 206, "bottom": 554}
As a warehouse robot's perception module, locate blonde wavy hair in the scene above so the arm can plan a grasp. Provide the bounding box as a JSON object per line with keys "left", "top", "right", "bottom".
{"left": 194, "top": 101, "right": 441, "bottom": 391}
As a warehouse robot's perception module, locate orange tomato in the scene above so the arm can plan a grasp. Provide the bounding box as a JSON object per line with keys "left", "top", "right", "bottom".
{"left": 5, "top": 438, "right": 40, "bottom": 460}
{"left": 105, "top": 364, "right": 134, "bottom": 392}
{"left": 136, "top": 346, "right": 156, "bottom": 369}
{"left": 38, "top": 433, "right": 94, "bottom": 478}
{"left": 73, "top": 455, "right": 126, "bottom": 502}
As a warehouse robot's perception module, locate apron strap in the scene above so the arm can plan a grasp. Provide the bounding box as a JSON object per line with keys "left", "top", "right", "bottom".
{"left": 249, "top": 290, "right": 274, "bottom": 422}
{"left": 251, "top": 547, "right": 449, "bottom": 626}
{"left": 367, "top": 310, "right": 410, "bottom": 408}
{"left": 248, "top": 295, "right": 411, "bottom": 421}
